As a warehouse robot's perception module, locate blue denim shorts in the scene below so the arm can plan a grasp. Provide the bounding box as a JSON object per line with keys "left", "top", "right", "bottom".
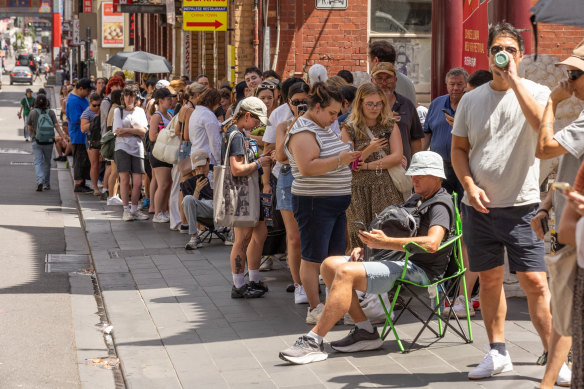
{"left": 293, "top": 194, "right": 351, "bottom": 263}
{"left": 179, "top": 141, "right": 192, "bottom": 162}
{"left": 462, "top": 203, "right": 546, "bottom": 274}
{"left": 360, "top": 257, "right": 430, "bottom": 294}
{"left": 276, "top": 167, "right": 294, "bottom": 211}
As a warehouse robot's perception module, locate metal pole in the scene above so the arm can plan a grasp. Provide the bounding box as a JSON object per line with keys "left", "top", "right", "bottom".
{"left": 85, "top": 27, "right": 91, "bottom": 78}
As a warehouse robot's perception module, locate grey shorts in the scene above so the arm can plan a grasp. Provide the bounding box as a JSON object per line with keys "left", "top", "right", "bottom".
{"left": 115, "top": 150, "right": 145, "bottom": 174}
{"left": 354, "top": 256, "right": 430, "bottom": 295}
{"left": 462, "top": 203, "right": 546, "bottom": 274}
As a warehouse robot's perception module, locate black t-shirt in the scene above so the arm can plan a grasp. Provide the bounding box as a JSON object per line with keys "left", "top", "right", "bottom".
{"left": 180, "top": 173, "right": 213, "bottom": 200}
{"left": 380, "top": 187, "right": 453, "bottom": 281}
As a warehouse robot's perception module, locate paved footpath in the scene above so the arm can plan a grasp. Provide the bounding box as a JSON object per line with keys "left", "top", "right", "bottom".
{"left": 72, "top": 175, "right": 552, "bottom": 388}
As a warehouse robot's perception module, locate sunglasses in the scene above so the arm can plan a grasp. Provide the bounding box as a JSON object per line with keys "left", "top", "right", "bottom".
{"left": 567, "top": 69, "right": 584, "bottom": 81}
{"left": 257, "top": 83, "right": 275, "bottom": 90}
{"left": 490, "top": 45, "right": 518, "bottom": 56}
{"left": 290, "top": 99, "right": 307, "bottom": 106}
{"left": 91, "top": 103, "right": 100, "bottom": 108}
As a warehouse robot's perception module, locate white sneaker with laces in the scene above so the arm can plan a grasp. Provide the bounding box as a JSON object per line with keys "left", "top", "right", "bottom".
{"left": 294, "top": 284, "right": 309, "bottom": 304}
{"left": 153, "top": 213, "right": 170, "bottom": 223}
{"left": 131, "top": 210, "right": 149, "bottom": 221}
{"left": 468, "top": 349, "right": 513, "bottom": 379}
{"left": 107, "top": 195, "right": 124, "bottom": 206}
{"left": 444, "top": 295, "right": 475, "bottom": 318}
{"left": 556, "top": 362, "right": 571, "bottom": 387}
{"left": 306, "top": 303, "right": 325, "bottom": 324}
{"left": 122, "top": 210, "right": 134, "bottom": 222}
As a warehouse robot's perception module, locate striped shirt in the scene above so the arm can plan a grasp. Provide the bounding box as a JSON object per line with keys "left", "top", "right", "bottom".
{"left": 285, "top": 116, "right": 352, "bottom": 196}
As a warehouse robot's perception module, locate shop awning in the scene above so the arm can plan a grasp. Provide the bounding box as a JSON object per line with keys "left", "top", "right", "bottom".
{"left": 530, "top": 0, "right": 584, "bottom": 27}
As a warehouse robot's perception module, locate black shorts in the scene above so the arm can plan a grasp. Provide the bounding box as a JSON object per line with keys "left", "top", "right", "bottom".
{"left": 115, "top": 150, "right": 145, "bottom": 174}
{"left": 149, "top": 153, "right": 173, "bottom": 169}
{"left": 462, "top": 203, "right": 546, "bottom": 274}
{"left": 72, "top": 143, "right": 90, "bottom": 181}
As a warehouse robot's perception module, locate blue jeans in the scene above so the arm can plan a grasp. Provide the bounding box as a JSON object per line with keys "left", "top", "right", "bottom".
{"left": 179, "top": 141, "right": 192, "bottom": 162}
{"left": 23, "top": 115, "right": 29, "bottom": 139}
{"left": 32, "top": 141, "right": 53, "bottom": 186}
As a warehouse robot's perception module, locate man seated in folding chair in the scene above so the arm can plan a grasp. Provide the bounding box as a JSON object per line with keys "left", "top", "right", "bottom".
{"left": 279, "top": 151, "right": 455, "bottom": 365}
{"left": 181, "top": 149, "right": 214, "bottom": 250}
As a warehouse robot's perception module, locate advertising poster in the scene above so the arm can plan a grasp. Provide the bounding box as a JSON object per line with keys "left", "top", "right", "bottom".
{"left": 462, "top": 0, "right": 490, "bottom": 74}
{"left": 102, "top": 2, "right": 124, "bottom": 48}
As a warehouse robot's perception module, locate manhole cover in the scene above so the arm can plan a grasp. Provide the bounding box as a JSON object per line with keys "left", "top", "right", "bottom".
{"left": 45, "top": 254, "right": 90, "bottom": 273}
{"left": 10, "top": 161, "right": 33, "bottom": 166}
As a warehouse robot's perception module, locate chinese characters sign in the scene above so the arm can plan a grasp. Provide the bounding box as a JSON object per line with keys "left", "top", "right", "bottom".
{"left": 462, "top": 0, "right": 489, "bottom": 74}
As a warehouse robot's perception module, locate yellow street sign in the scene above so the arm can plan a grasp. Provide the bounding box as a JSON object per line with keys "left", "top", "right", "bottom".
{"left": 183, "top": 0, "right": 227, "bottom": 31}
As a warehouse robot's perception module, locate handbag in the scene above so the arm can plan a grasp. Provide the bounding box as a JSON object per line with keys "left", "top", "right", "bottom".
{"left": 213, "top": 130, "right": 260, "bottom": 227}
{"left": 365, "top": 127, "right": 412, "bottom": 202}
{"left": 545, "top": 245, "right": 577, "bottom": 336}
{"left": 152, "top": 114, "right": 180, "bottom": 164}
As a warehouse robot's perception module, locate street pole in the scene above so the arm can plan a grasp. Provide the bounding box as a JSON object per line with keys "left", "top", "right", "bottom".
{"left": 85, "top": 28, "right": 91, "bottom": 78}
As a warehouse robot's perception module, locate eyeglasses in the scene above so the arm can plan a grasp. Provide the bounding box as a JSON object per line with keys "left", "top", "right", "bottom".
{"left": 567, "top": 69, "right": 584, "bottom": 81}
{"left": 373, "top": 76, "right": 393, "bottom": 84}
{"left": 489, "top": 45, "right": 519, "bottom": 56}
{"left": 290, "top": 99, "right": 307, "bottom": 106}
{"left": 364, "top": 102, "right": 383, "bottom": 110}
{"left": 257, "top": 83, "right": 275, "bottom": 90}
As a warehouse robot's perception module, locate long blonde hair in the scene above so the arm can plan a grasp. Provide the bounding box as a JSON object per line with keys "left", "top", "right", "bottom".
{"left": 346, "top": 82, "right": 393, "bottom": 140}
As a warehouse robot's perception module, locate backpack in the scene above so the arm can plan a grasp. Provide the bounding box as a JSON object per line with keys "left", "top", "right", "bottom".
{"left": 367, "top": 191, "right": 455, "bottom": 261}
{"left": 100, "top": 106, "right": 122, "bottom": 160}
{"left": 88, "top": 114, "right": 101, "bottom": 143}
{"left": 34, "top": 108, "right": 54, "bottom": 143}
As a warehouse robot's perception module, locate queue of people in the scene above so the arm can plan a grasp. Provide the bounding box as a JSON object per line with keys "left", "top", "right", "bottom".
{"left": 23, "top": 24, "right": 583, "bottom": 388}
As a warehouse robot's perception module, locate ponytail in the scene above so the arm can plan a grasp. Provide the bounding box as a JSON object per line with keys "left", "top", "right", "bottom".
{"left": 307, "top": 82, "right": 343, "bottom": 110}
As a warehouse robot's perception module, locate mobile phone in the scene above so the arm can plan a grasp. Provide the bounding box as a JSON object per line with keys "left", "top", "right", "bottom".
{"left": 297, "top": 104, "right": 308, "bottom": 115}
{"left": 540, "top": 217, "right": 549, "bottom": 234}
{"left": 442, "top": 108, "right": 453, "bottom": 117}
{"left": 353, "top": 221, "right": 367, "bottom": 231}
{"left": 551, "top": 182, "right": 574, "bottom": 192}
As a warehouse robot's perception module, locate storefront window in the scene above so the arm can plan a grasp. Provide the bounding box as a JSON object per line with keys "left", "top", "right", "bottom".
{"left": 370, "top": 0, "right": 432, "bottom": 35}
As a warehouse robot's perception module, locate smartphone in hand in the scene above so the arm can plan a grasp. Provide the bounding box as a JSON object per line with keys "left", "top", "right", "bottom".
{"left": 551, "top": 182, "right": 574, "bottom": 199}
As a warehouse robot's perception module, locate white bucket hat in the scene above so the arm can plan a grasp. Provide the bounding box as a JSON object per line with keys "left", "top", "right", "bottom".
{"left": 405, "top": 151, "right": 446, "bottom": 179}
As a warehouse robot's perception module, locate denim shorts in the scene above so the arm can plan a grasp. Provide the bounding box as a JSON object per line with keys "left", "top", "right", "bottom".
{"left": 293, "top": 194, "right": 351, "bottom": 263}
{"left": 276, "top": 167, "right": 294, "bottom": 211}
{"left": 462, "top": 203, "right": 546, "bottom": 274}
{"left": 179, "top": 141, "right": 192, "bottom": 162}
{"left": 359, "top": 257, "right": 430, "bottom": 295}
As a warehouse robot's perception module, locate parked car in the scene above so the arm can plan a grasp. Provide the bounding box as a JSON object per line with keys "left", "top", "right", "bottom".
{"left": 10, "top": 66, "right": 33, "bottom": 85}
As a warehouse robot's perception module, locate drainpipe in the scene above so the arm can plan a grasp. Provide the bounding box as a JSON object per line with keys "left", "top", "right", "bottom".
{"left": 253, "top": 0, "right": 259, "bottom": 67}
{"left": 272, "top": 0, "right": 280, "bottom": 71}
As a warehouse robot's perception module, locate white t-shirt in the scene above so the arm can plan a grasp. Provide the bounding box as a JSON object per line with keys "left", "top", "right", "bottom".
{"left": 189, "top": 105, "right": 222, "bottom": 165}
{"left": 451, "top": 79, "right": 550, "bottom": 208}
{"left": 113, "top": 106, "right": 148, "bottom": 158}
{"left": 263, "top": 103, "right": 294, "bottom": 178}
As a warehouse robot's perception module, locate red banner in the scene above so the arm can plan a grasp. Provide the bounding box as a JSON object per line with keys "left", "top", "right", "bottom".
{"left": 83, "top": 0, "right": 92, "bottom": 13}
{"left": 112, "top": 0, "right": 132, "bottom": 13}
{"left": 462, "top": 0, "right": 489, "bottom": 75}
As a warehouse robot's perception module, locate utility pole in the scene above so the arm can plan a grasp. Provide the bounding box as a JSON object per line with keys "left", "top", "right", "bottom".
{"left": 85, "top": 27, "right": 91, "bottom": 78}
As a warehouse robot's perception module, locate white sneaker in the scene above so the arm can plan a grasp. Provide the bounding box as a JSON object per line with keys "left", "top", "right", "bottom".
{"left": 163, "top": 210, "right": 170, "bottom": 218}
{"left": 556, "top": 362, "right": 571, "bottom": 387}
{"left": 294, "top": 284, "right": 309, "bottom": 304}
{"left": 152, "top": 213, "right": 170, "bottom": 223}
{"left": 306, "top": 303, "right": 325, "bottom": 324}
{"left": 259, "top": 257, "right": 273, "bottom": 271}
{"left": 468, "top": 349, "right": 513, "bottom": 379}
{"left": 444, "top": 295, "right": 475, "bottom": 318}
{"left": 107, "top": 195, "right": 123, "bottom": 206}
{"left": 122, "top": 210, "right": 134, "bottom": 222}
{"left": 131, "top": 210, "right": 150, "bottom": 221}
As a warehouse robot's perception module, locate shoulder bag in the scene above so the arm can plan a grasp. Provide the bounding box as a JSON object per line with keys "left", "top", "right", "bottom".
{"left": 213, "top": 130, "right": 260, "bottom": 227}
{"left": 152, "top": 114, "right": 180, "bottom": 164}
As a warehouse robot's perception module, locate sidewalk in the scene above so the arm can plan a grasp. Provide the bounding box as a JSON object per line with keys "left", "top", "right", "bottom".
{"left": 73, "top": 180, "right": 549, "bottom": 388}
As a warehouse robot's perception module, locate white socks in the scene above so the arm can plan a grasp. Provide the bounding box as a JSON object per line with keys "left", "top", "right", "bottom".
{"left": 307, "top": 331, "right": 323, "bottom": 344}
{"left": 356, "top": 320, "right": 374, "bottom": 333}
{"left": 123, "top": 205, "right": 130, "bottom": 211}
{"left": 232, "top": 273, "right": 245, "bottom": 289}
{"left": 131, "top": 204, "right": 138, "bottom": 213}
{"left": 249, "top": 269, "right": 260, "bottom": 283}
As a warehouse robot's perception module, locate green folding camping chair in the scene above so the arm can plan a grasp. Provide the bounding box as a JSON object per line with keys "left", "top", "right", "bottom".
{"left": 377, "top": 192, "right": 473, "bottom": 353}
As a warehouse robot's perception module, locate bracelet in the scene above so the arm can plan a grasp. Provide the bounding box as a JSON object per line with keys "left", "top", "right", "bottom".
{"left": 337, "top": 155, "right": 342, "bottom": 168}
{"left": 536, "top": 208, "right": 550, "bottom": 217}
{"left": 255, "top": 160, "right": 261, "bottom": 170}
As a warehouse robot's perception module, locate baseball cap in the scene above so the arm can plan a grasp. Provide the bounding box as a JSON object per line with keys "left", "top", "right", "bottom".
{"left": 25, "top": 88, "right": 33, "bottom": 93}
{"left": 153, "top": 87, "right": 177, "bottom": 99}
{"left": 371, "top": 62, "right": 396, "bottom": 77}
{"left": 155, "top": 79, "right": 170, "bottom": 89}
{"left": 308, "top": 64, "right": 328, "bottom": 86}
{"left": 556, "top": 39, "right": 584, "bottom": 72}
{"left": 77, "top": 78, "right": 95, "bottom": 90}
{"left": 405, "top": 151, "right": 446, "bottom": 179}
{"left": 191, "top": 149, "right": 209, "bottom": 168}
{"left": 235, "top": 97, "right": 270, "bottom": 126}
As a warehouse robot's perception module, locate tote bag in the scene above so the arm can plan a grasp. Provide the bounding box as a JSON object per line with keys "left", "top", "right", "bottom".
{"left": 152, "top": 114, "right": 180, "bottom": 164}
{"left": 213, "top": 130, "right": 260, "bottom": 227}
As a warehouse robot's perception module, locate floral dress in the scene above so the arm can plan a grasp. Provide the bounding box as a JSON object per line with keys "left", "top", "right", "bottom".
{"left": 344, "top": 122, "right": 403, "bottom": 249}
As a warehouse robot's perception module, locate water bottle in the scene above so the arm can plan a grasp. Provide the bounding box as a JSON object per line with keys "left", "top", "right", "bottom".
{"left": 207, "top": 171, "right": 214, "bottom": 187}
{"left": 494, "top": 51, "right": 509, "bottom": 69}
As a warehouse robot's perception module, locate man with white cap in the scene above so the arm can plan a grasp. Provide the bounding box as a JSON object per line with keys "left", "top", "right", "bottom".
{"left": 279, "top": 151, "right": 454, "bottom": 365}
{"left": 181, "top": 149, "right": 213, "bottom": 250}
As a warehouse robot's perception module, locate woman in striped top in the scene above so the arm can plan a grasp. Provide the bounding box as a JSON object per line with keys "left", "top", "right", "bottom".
{"left": 285, "top": 82, "right": 361, "bottom": 324}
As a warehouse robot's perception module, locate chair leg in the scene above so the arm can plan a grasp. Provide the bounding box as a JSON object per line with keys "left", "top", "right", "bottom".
{"left": 459, "top": 274, "right": 474, "bottom": 342}
{"left": 378, "top": 286, "right": 405, "bottom": 353}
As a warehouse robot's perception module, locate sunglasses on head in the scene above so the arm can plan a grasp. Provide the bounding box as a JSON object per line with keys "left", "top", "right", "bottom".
{"left": 290, "top": 99, "right": 307, "bottom": 106}
{"left": 490, "top": 45, "right": 518, "bottom": 56}
{"left": 567, "top": 69, "right": 584, "bottom": 81}
{"left": 257, "top": 83, "right": 275, "bottom": 90}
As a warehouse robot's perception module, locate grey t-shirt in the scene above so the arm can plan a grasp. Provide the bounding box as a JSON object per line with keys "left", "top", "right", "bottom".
{"left": 396, "top": 72, "right": 417, "bottom": 106}
{"left": 451, "top": 79, "right": 550, "bottom": 208}
{"left": 27, "top": 108, "right": 58, "bottom": 143}
{"left": 553, "top": 109, "right": 584, "bottom": 222}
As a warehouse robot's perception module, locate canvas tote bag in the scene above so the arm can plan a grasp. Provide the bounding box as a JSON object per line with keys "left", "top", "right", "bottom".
{"left": 213, "top": 130, "right": 260, "bottom": 227}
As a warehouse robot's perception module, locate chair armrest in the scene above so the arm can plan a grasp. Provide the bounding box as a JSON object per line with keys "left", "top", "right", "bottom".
{"left": 402, "top": 234, "right": 462, "bottom": 254}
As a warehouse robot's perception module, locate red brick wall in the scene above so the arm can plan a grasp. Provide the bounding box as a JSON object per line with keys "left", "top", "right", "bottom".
{"left": 536, "top": 23, "right": 584, "bottom": 59}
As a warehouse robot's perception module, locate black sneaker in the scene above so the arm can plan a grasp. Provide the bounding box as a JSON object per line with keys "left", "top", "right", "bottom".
{"left": 180, "top": 224, "right": 189, "bottom": 234}
{"left": 279, "top": 336, "right": 328, "bottom": 365}
{"left": 330, "top": 326, "right": 383, "bottom": 353}
{"left": 36, "top": 183, "right": 43, "bottom": 192}
{"left": 286, "top": 283, "right": 295, "bottom": 293}
{"left": 248, "top": 280, "right": 268, "bottom": 293}
{"left": 74, "top": 185, "right": 92, "bottom": 193}
{"left": 43, "top": 185, "right": 50, "bottom": 191}
{"left": 231, "top": 284, "right": 265, "bottom": 299}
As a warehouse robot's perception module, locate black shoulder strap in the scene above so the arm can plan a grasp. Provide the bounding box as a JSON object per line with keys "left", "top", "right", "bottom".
{"left": 416, "top": 192, "right": 455, "bottom": 234}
